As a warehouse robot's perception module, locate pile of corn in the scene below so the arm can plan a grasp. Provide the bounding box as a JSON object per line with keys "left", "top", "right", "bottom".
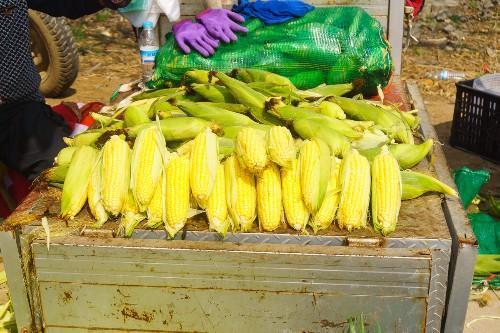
{"left": 48, "top": 69, "right": 458, "bottom": 238}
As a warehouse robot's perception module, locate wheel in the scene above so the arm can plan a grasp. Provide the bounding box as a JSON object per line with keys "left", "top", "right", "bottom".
{"left": 28, "top": 10, "right": 79, "bottom": 98}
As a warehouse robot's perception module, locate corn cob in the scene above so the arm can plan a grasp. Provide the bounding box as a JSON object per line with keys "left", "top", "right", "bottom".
{"left": 401, "top": 170, "right": 458, "bottom": 200}
{"left": 177, "top": 101, "right": 257, "bottom": 127}
{"left": 360, "top": 139, "right": 434, "bottom": 169}
{"left": 191, "top": 83, "right": 236, "bottom": 103}
{"left": 221, "top": 124, "right": 270, "bottom": 139}
{"left": 371, "top": 146, "right": 402, "bottom": 236}
{"left": 61, "top": 146, "right": 98, "bottom": 219}
{"left": 293, "top": 118, "right": 350, "bottom": 157}
{"left": 63, "top": 129, "right": 106, "bottom": 147}
{"left": 190, "top": 128, "right": 219, "bottom": 209}
{"left": 236, "top": 68, "right": 295, "bottom": 88}
{"left": 298, "top": 138, "right": 331, "bottom": 213}
{"left": 101, "top": 135, "right": 131, "bottom": 216}
{"left": 281, "top": 159, "right": 309, "bottom": 231}
{"left": 318, "top": 101, "right": 346, "bottom": 119}
{"left": 310, "top": 157, "right": 341, "bottom": 233}
{"left": 128, "top": 117, "right": 222, "bottom": 142}
{"left": 224, "top": 155, "right": 257, "bottom": 232}
{"left": 235, "top": 127, "right": 269, "bottom": 174}
{"left": 214, "top": 72, "right": 284, "bottom": 125}
{"left": 87, "top": 152, "right": 109, "bottom": 227}
{"left": 130, "top": 125, "right": 166, "bottom": 211}
{"left": 206, "top": 164, "right": 230, "bottom": 236}
{"left": 55, "top": 147, "right": 76, "bottom": 166}
{"left": 331, "top": 96, "right": 414, "bottom": 144}
{"left": 198, "top": 102, "right": 249, "bottom": 114}
{"left": 267, "top": 126, "right": 296, "bottom": 169}
{"left": 124, "top": 104, "right": 151, "bottom": 127}
{"left": 132, "top": 87, "right": 185, "bottom": 101}
{"left": 185, "top": 70, "right": 218, "bottom": 84}
{"left": 247, "top": 82, "right": 300, "bottom": 102}
{"left": 118, "top": 190, "right": 145, "bottom": 237}
{"left": 146, "top": 173, "right": 165, "bottom": 227}
{"left": 165, "top": 154, "right": 191, "bottom": 237}
{"left": 307, "top": 83, "right": 354, "bottom": 97}
{"left": 256, "top": 163, "right": 283, "bottom": 232}
{"left": 337, "top": 149, "right": 371, "bottom": 231}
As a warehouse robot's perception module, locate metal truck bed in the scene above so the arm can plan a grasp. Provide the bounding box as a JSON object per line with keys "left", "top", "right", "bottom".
{"left": 0, "top": 79, "right": 476, "bottom": 333}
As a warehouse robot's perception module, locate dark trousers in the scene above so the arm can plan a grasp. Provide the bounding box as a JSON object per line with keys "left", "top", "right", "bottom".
{"left": 0, "top": 101, "right": 70, "bottom": 182}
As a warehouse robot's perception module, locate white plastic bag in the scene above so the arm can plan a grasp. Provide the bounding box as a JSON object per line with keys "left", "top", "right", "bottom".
{"left": 120, "top": 0, "right": 180, "bottom": 28}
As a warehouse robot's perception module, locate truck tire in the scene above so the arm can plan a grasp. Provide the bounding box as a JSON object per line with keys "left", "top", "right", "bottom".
{"left": 28, "top": 10, "right": 79, "bottom": 98}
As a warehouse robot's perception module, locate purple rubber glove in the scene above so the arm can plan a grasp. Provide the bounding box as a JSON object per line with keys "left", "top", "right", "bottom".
{"left": 172, "top": 19, "right": 219, "bottom": 57}
{"left": 196, "top": 8, "right": 248, "bottom": 43}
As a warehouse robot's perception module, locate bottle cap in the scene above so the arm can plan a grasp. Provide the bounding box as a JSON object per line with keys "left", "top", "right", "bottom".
{"left": 143, "top": 21, "right": 154, "bottom": 29}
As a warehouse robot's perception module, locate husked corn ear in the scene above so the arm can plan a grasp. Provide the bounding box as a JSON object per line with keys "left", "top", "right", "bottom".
{"left": 225, "top": 155, "right": 257, "bottom": 232}
{"left": 190, "top": 128, "right": 219, "bottom": 209}
{"left": 118, "top": 191, "right": 145, "bottom": 237}
{"left": 371, "top": 146, "right": 401, "bottom": 236}
{"left": 131, "top": 125, "right": 166, "bottom": 211}
{"left": 310, "top": 157, "right": 341, "bottom": 233}
{"left": 267, "top": 126, "right": 296, "bottom": 168}
{"left": 61, "top": 146, "right": 98, "bottom": 219}
{"left": 281, "top": 159, "right": 309, "bottom": 231}
{"left": 147, "top": 173, "right": 166, "bottom": 226}
{"left": 235, "top": 127, "right": 269, "bottom": 174}
{"left": 257, "top": 163, "right": 283, "bottom": 232}
{"left": 298, "top": 138, "right": 331, "bottom": 213}
{"left": 337, "top": 149, "right": 371, "bottom": 231}
{"left": 165, "top": 154, "right": 191, "bottom": 237}
{"left": 87, "top": 152, "right": 109, "bottom": 227}
{"left": 206, "top": 164, "right": 230, "bottom": 236}
{"left": 101, "top": 135, "right": 131, "bottom": 216}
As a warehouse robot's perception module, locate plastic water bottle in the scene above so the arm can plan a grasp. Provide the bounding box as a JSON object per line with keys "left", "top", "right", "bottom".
{"left": 139, "top": 21, "right": 159, "bottom": 83}
{"left": 429, "top": 70, "right": 466, "bottom": 81}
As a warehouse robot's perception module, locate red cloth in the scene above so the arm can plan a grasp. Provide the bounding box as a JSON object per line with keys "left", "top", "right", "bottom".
{"left": 406, "top": 0, "right": 425, "bottom": 17}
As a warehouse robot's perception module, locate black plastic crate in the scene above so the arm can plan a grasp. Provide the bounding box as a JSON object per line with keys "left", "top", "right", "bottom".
{"left": 450, "top": 79, "right": 500, "bottom": 163}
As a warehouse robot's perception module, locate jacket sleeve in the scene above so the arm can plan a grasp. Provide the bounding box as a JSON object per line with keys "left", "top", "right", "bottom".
{"left": 27, "top": 0, "right": 104, "bottom": 19}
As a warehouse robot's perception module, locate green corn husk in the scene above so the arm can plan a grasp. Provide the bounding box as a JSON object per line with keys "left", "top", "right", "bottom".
{"left": 307, "top": 83, "right": 353, "bottom": 96}
{"left": 343, "top": 119, "right": 375, "bottom": 131}
{"left": 185, "top": 70, "right": 219, "bottom": 84}
{"left": 91, "top": 112, "right": 124, "bottom": 128}
{"left": 235, "top": 68, "right": 295, "bottom": 88}
{"left": 191, "top": 83, "right": 236, "bottom": 103}
{"left": 247, "top": 82, "right": 302, "bottom": 103}
{"left": 400, "top": 110, "right": 420, "bottom": 130}
{"left": 61, "top": 146, "right": 98, "bottom": 219}
{"left": 198, "top": 102, "right": 249, "bottom": 114}
{"left": 150, "top": 99, "right": 186, "bottom": 118}
{"left": 317, "top": 101, "right": 346, "bottom": 119}
{"left": 271, "top": 105, "right": 361, "bottom": 139}
{"left": 132, "top": 87, "right": 185, "bottom": 101}
{"left": 55, "top": 146, "right": 77, "bottom": 165}
{"left": 218, "top": 137, "right": 235, "bottom": 159}
{"left": 124, "top": 105, "right": 151, "bottom": 127}
{"left": 63, "top": 129, "right": 107, "bottom": 147}
{"left": 293, "top": 118, "right": 350, "bottom": 157}
{"left": 44, "top": 164, "right": 69, "bottom": 183}
{"left": 401, "top": 170, "right": 458, "bottom": 200}
{"left": 331, "top": 96, "right": 414, "bottom": 144}
{"left": 117, "top": 191, "right": 146, "bottom": 238}
{"left": 360, "top": 139, "right": 434, "bottom": 169}
{"left": 351, "top": 128, "right": 390, "bottom": 151}
{"left": 128, "top": 117, "right": 222, "bottom": 142}
{"left": 177, "top": 101, "right": 257, "bottom": 127}
{"left": 214, "top": 72, "right": 285, "bottom": 125}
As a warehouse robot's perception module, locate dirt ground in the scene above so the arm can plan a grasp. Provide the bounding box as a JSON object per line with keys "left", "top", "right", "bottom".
{"left": 2, "top": 0, "right": 499, "bottom": 330}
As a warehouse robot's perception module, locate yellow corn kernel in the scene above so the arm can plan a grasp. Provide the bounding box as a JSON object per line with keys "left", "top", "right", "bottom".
{"left": 101, "top": 135, "right": 131, "bottom": 216}
{"left": 372, "top": 146, "right": 401, "bottom": 236}
{"left": 165, "top": 154, "right": 191, "bottom": 237}
{"left": 235, "top": 127, "right": 268, "bottom": 174}
{"left": 87, "top": 152, "right": 108, "bottom": 227}
{"left": 206, "top": 164, "right": 229, "bottom": 236}
{"left": 147, "top": 173, "right": 165, "bottom": 226}
{"left": 118, "top": 190, "right": 145, "bottom": 237}
{"left": 267, "top": 126, "right": 296, "bottom": 168}
{"left": 298, "top": 139, "right": 331, "bottom": 213}
{"left": 281, "top": 159, "right": 309, "bottom": 231}
{"left": 61, "top": 146, "right": 98, "bottom": 219}
{"left": 256, "top": 163, "right": 282, "bottom": 232}
{"left": 190, "top": 128, "right": 219, "bottom": 209}
{"left": 131, "top": 125, "right": 166, "bottom": 211}
{"left": 337, "top": 149, "right": 371, "bottom": 231}
{"left": 310, "top": 157, "right": 341, "bottom": 233}
{"left": 225, "top": 155, "right": 257, "bottom": 232}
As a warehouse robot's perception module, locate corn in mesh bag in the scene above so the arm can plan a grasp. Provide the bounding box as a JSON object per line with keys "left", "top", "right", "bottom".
{"left": 151, "top": 7, "right": 392, "bottom": 95}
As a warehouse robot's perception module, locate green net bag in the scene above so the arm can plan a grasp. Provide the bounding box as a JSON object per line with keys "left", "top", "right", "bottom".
{"left": 151, "top": 7, "right": 393, "bottom": 95}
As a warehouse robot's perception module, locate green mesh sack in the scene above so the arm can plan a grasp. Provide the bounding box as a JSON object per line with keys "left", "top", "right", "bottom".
{"left": 151, "top": 7, "right": 393, "bottom": 95}
{"left": 469, "top": 212, "right": 500, "bottom": 255}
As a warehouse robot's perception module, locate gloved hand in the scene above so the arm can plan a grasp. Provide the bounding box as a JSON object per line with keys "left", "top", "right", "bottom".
{"left": 173, "top": 19, "right": 219, "bottom": 57}
{"left": 99, "top": 0, "right": 132, "bottom": 10}
{"left": 196, "top": 8, "right": 248, "bottom": 43}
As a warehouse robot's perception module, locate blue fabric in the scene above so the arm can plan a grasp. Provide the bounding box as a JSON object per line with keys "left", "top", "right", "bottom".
{"left": 232, "top": 0, "right": 314, "bottom": 25}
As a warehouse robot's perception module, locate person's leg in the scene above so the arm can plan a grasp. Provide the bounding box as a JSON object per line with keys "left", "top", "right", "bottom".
{"left": 0, "top": 101, "right": 71, "bottom": 182}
